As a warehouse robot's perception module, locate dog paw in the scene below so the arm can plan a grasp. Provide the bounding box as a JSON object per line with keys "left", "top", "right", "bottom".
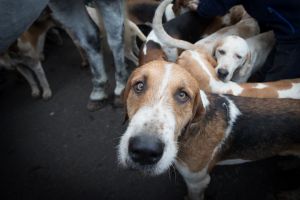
{"left": 31, "top": 88, "right": 40, "bottom": 98}
{"left": 42, "top": 90, "right": 52, "bottom": 100}
{"left": 87, "top": 99, "right": 108, "bottom": 111}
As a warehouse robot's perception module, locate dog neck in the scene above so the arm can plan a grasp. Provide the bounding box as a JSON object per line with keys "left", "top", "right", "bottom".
{"left": 177, "top": 92, "right": 300, "bottom": 173}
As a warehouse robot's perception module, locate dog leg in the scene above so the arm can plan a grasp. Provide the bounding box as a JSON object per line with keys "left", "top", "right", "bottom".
{"left": 49, "top": 0, "right": 108, "bottom": 110}
{"left": 96, "top": 0, "right": 128, "bottom": 98}
{"left": 26, "top": 59, "right": 52, "bottom": 100}
{"left": 176, "top": 162, "right": 210, "bottom": 200}
{"left": 16, "top": 66, "right": 40, "bottom": 98}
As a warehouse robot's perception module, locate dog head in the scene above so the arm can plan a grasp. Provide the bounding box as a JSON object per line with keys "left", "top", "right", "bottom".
{"left": 214, "top": 35, "right": 250, "bottom": 82}
{"left": 118, "top": 60, "right": 203, "bottom": 175}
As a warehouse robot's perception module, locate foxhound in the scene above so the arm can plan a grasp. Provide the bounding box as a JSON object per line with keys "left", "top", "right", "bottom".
{"left": 214, "top": 31, "right": 275, "bottom": 82}
{"left": 118, "top": 60, "right": 300, "bottom": 200}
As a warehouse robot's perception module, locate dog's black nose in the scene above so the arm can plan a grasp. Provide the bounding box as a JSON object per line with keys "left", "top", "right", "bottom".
{"left": 129, "top": 135, "right": 164, "bottom": 165}
{"left": 217, "top": 68, "right": 229, "bottom": 80}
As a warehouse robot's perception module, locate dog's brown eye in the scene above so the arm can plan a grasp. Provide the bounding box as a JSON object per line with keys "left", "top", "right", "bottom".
{"left": 175, "top": 91, "right": 190, "bottom": 103}
{"left": 218, "top": 49, "right": 225, "bottom": 55}
{"left": 235, "top": 54, "right": 242, "bottom": 59}
{"left": 133, "top": 81, "right": 144, "bottom": 93}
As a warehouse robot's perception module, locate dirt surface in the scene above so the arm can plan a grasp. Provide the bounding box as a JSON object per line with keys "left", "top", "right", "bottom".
{"left": 1, "top": 33, "right": 299, "bottom": 200}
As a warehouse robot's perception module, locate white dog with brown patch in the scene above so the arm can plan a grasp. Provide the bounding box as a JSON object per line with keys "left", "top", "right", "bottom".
{"left": 214, "top": 31, "right": 275, "bottom": 82}
{"left": 118, "top": 60, "right": 300, "bottom": 200}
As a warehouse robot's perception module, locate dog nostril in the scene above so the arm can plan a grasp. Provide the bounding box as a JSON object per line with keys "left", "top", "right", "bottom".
{"left": 128, "top": 135, "right": 164, "bottom": 165}
{"left": 217, "top": 68, "right": 229, "bottom": 79}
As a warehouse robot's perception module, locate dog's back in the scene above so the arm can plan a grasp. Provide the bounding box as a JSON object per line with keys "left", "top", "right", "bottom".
{"left": 220, "top": 95, "right": 300, "bottom": 161}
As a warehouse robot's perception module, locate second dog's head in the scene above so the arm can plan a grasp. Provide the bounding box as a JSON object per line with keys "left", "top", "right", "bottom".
{"left": 214, "top": 35, "right": 250, "bottom": 82}
{"left": 118, "top": 61, "right": 203, "bottom": 175}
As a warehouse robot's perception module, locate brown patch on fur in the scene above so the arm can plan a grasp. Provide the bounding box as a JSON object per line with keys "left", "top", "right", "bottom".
{"left": 229, "top": 5, "right": 248, "bottom": 24}
{"left": 177, "top": 94, "right": 228, "bottom": 172}
{"left": 20, "top": 14, "right": 54, "bottom": 51}
{"left": 124, "top": 60, "right": 202, "bottom": 139}
{"left": 139, "top": 41, "right": 167, "bottom": 66}
{"left": 202, "top": 17, "right": 224, "bottom": 36}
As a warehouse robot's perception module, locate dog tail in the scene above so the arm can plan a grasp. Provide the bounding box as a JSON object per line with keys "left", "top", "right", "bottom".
{"left": 128, "top": 20, "right": 147, "bottom": 42}
{"left": 152, "top": 0, "right": 195, "bottom": 50}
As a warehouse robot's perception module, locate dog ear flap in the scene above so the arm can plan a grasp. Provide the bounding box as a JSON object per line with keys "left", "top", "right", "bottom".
{"left": 238, "top": 52, "right": 252, "bottom": 77}
{"left": 182, "top": 91, "right": 205, "bottom": 136}
{"left": 191, "top": 91, "right": 205, "bottom": 123}
{"left": 212, "top": 40, "right": 223, "bottom": 60}
{"left": 122, "top": 73, "right": 134, "bottom": 124}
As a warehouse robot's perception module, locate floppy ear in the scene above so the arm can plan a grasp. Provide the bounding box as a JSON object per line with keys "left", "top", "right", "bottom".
{"left": 238, "top": 52, "right": 252, "bottom": 77}
{"left": 183, "top": 91, "right": 205, "bottom": 135}
{"left": 212, "top": 40, "right": 223, "bottom": 59}
{"left": 122, "top": 73, "right": 134, "bottom": 124}
{"left": 205, "top": 51, "right": 217, "bottom": 68}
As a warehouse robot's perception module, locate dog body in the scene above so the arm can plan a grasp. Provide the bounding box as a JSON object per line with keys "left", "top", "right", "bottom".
{"left": 194, "top": 17, "right": 260, "bottom": 55}
{"left": 215, "top": 31, "right": 275, "bottom": 82}
{"left": 118, "top": 60, "right": 300, "bottom": 200}
{"left": 149, "top": 0, "right": 256, "bottom": 64}
{"left": 0, "top": 15, "right": 54, "bottom": 99}
{"left": 177, "top": 49, "right": 300, "bottom": 99}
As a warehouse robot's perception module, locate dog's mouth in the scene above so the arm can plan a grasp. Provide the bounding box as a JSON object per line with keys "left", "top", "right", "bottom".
{"left": 119, "top": 133, "right": 177, "bottom": 176}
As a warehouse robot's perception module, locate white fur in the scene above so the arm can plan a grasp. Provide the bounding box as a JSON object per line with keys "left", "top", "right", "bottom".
{"left": 215, "top": 32, "right": 275, "bottom": 83}
{"left": 211, "top": 95, "right": 241, "bottom": 160}
{"left": 189, "top": 50, "right": 244, "bottom": 96}
{"left": 165, "top": 4, "right": 175, "bottom": 21}
{"left": 175, "top": 161, "right": 210, "bottom": 200}
{"left": 118, "top": 64, "right": 178, "bottom": 175}
{"left": 278, "top": 83, "right": 300, "bottom": 99}
{"left": 199, "top": 90, "right": 210, "bottom": 109}
{"left": 214, "top": 36, "right": 249, "bottom": 82}
{"left": 254, "top": 83, "right": 267, "bottom": 89}
{"left": 144, "top": 31, "right": 178, "bottom": 62}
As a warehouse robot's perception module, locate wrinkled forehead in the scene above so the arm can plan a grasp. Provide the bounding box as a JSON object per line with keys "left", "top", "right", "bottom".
{"left": 219, "top": 36, "right": 249, "bottom": 55}
{"left": 131, "top": 61, "right": 199, "bottom": 96}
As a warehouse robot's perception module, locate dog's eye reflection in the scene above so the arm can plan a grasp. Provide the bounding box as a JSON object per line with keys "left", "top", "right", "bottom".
{"left": 133, "top": 81, "right": 144, "bottom": 93}
{"left": 175, "top": 91, "right": 190, "bottom": 103}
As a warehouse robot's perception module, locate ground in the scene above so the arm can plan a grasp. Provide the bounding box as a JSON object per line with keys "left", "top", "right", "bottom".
{"left": 0, "top": 33, "right": 299, "bottom": 200}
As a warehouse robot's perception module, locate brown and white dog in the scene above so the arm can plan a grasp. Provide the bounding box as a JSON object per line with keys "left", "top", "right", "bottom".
{"left": 0, "top": 13, "right": 54, "bottom": 99}
{"left": 177, "top": 48, "right": 300, "bottom": 99}
{"left": 214, "top": 31, "right": 275, "bottom": 82}
{"left": 118, "top": 60, "right": 300, "bottom": 200}
{"left": 150, "top": 0, "right": 258, "bottom": 63}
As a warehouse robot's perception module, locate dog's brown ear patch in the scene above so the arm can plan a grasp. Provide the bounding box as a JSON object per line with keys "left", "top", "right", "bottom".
{"left": 191, "top": 91, "right": 205, "bottom": 124}
{"left": 122, "top": 72, "right": 135, "bottom": 124}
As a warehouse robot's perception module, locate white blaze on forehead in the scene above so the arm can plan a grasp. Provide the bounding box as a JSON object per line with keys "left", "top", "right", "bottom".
{"left": 278, "top": 83, "right": 300, "bottom": 99}
{"left": 199, "top": 90, "right": 210, "bottom": 109}
{"left": 158, "top": 64, "right": 173, "bottom": 98}
{"left": 189, "top": 50, "right": 244, "bottom": 96}
{"left": 118, "top": 64, "right": 178, "bottom": 174}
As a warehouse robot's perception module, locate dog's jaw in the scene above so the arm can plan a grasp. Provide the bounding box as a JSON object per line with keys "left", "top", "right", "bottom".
{"left": 118, "top": 103, "right": 178, "bottom": 175}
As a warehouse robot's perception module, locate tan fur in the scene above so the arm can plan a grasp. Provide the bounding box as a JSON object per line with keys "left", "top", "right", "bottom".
{"left": 124, "top": 61, "right": 201, "bottom": 137}
{"left": 177, "top": 48, "right": 300, "bottom": 99}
